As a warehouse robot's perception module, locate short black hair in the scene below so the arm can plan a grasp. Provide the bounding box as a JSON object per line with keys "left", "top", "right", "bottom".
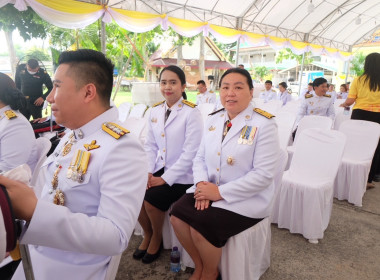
{"left": 308, "top": 82, "right": 313, "bottom": 86}
{"left": 58, "top": 49, "right": 114, "bottom": 106}
{"left": 219, "top": 68, "right": 254, "bottom": 90}
{"left": 27, "top": 59, "right": 39, "bottom": 69}
{"left": 159, "top": 65, "right": 186, "bottom": 86}
{"left": 279, "top": 82, "right": 287, "bottom": 89}
{"left": 0, "top": 73, "right": 26, "bottom": 110}
{"left": 265, "top": 80, "right": 272, "bottom": 85}
{"left": 313, "top": 77, "right": 327, "bottom": 88}
{"left": 197, "top": 80, "right": 206, "bottom": 86}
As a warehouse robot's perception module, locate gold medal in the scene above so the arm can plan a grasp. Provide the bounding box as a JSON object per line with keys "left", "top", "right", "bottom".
{"left": 62, "top": 143, "right": 73, "bottom": 156}
{"left": 238, "top": 137, "right": 243, "bottom": 144}
{"left": 53, "top": 189, "right": 65, "bottom": 206}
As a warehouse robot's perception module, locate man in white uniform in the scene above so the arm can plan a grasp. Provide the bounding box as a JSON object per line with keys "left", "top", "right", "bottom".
{"left": 0, "top": 49, "right": 148, "bottom": 280}
{"left": 196, "top": 80, "right": 216, "bottom": 106}
{"left": 299, "top": 83, "right": 315, "bottom": 100}
{"left": 259, "top": 80, "right": 277, "bottom": 103}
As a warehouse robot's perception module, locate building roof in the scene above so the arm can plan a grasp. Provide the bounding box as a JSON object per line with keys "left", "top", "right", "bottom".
{"left": 151, "top": 58, "right": 233, "bottom": 70}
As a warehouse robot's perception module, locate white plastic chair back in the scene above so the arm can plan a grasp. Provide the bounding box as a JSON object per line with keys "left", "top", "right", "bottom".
{"left": 252, "top": 98, "right": 264, "bottom": 108}
{"left": 122, "top": 118, "right": 147, "bottom": 144}
{"left": 289, "top": 128, "right": 346, "bottom": 182}
{"left": 260, "top": 99, "right": 283, "bottom": 115}
{"left": 278, "top": 100, "right": 300, "bottom": 114}
{"left": 118, "top": 102, "right": 132, "bottom": 122}
{"left": 143, "top": 107, "right": 152, "bottom": 120}
{"left": 129, "top": 103, "right": 148, "bottom": 119}
{"left": 31, "top": 137, "right": 51, "bottom": 186}
{"left": 333, "top": 109, "right": 352, "bottom": 130}
{"left": 197, "top": 103, "right": 215, "bottom": 123}
{"left": 275, "top": 112, "right": 296, "bottom": 149}
{"left": 294, "top": 115, "right": 333, "bottom": 145}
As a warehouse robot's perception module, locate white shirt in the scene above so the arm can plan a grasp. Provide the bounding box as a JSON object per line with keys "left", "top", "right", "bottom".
{"left": 279, "top": 90, "right": 292, "bottom": 106}
{"left": 327, "top": 90, "right": 337, "bottom": 103}
{"left": 196, "top": 90, "right": 217, "bottom": 105}
{"left": 0, "top": 106, "right": 36, "bottom": 173}
{"left": 145, "top": 98, "right": 203, "bottom": 186}
{"left": 187, "top": 104, "right": 280, "bottom": 218}
{"left": 259, "top": 89, "right": 277, "bottom": 103}
{"left": 337, "top": 91, "right": 348, "bottom": 99}
{"left": 14, "top": 106, "right": 148, "bottom": 280}
{"left": 295, "top": 94, "right": 335, "bottom": 126}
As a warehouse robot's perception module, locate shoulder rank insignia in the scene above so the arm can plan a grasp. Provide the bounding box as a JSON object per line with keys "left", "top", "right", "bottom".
{"left": 209, "top": 108, "right": 225, "bottom": 116}
{"left": 197, "top": 92, "right": 201, "bottom": 95}
{"left": 253, "top": 108, "right": 275, "bottom": 119}
{"left": 4, "top": 110, "right": 17, "bottom": 120}
{"left": 84, "top": 140, "right": 100, "bottom": 151}
{"left": 182, "top": 100, "right": 196, "bottom": 108}
{"left": 272, "top": 89, "right": 276, "bottom": 92}
{"left": 305, "top": 94, "right": 313, "bottom": 99}
{"left": 323, "top": 94, "right": 331, "bottom": 98}
{"left": 102, "top": 122, "right": 130, "bottom": 139}
{"left": 209, "top": 90, "right": 214, "bottom": 93}
{"left": 153, "top": 100, "right": 165, "bottom": 107}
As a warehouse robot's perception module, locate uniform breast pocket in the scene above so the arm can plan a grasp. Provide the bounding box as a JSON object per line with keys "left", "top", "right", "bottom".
{"left": 63, "top": 171, "right": 92, "bottom": 190}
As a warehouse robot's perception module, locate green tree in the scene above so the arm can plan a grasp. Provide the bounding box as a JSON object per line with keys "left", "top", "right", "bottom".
{"left": 275, "top": 48, "right": 313, "bottom": 80}
{"left": 0, "top": 4, "right": 47, "bottom": 76}
{"left": 26, "top": 47, "right": 51, "bottom": 61}
{"left": 210, "top": 36, "right": 237, "bottom": 61}
{"left": 350, "top": 52, "right": 365, "bottom": 77}
{"left": 254, "top": 66, "right": 269, "bottom": 82}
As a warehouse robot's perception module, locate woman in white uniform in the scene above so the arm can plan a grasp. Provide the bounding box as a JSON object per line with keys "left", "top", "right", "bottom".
{"left": 170, "top": 68, "right": 279, "bottom": 280}
{"left": 0, "top": 73, "right": 36, "bottom": 173}
{"left": 278, "top": 81, "right": 292, "bottom": 106}
{"left": 133, "top": 65, "right": 203, "bottom": 264}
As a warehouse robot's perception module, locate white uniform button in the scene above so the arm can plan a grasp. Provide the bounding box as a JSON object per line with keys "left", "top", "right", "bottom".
{"left": 163, "top": 148, "right": 166, "bottom": 153}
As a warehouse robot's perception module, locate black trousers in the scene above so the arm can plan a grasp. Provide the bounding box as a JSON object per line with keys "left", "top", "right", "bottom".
{"left": 20, "top": 102, "right": 43, "bottom": 120}
{"left": 351, "top": 109, "right": 380, "bottom": 182}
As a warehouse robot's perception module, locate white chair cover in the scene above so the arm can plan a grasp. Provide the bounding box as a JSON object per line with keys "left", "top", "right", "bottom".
{"left": 333, "top": 108, "right": 352, "bottom": 130}
{"left": 270, "top": 149, "right": 288, "bottom": 224}
{"left": 286, "top": 115, "right": 333, "bottom": 170}
{"left": 129, "top": 103, "right": 148, "bottom": 119}
{"left": 122, "top": 118, "right": 147, "bottom": 144}
{"left": 278, "top": 128, "right": 346, "bottom": 241}
{"left": 334, "top": 120, "right": 380, "bottom": 206}
{"left": 197, "top": 103, "right": 215, "bottom": 123}
{"left": 104, "top": 254, "right": 122, "bottom": 280}
{"left": 30, "top": 137, "right": 51, "bottom": 186}
{"left": 252, "top": 98, "right": 264, "bottom": 108}
{"left": 275, "top": 112, "right": 296, "bottom": 150}
{"left": 220, "top": 217, "right": 271, "bottom": 280}
{"left": 260, "top": 99, "right": 283, "bottom": 115}
{"left": 117, "top": 102, "right": 132, "bottom": 122}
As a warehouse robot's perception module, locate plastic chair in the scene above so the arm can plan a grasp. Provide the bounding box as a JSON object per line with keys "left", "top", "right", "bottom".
{"left": 104, "top": 254, "right": 122, "bottom": 280}
{"left": 118, "top": 102, "right": 132, "bottom": 122}
{"left": 129, "top": 103, "right": 148, "bottom": 119}
{"left": 122, "top": 118, "right": 147, "bottom": 144}
{"left": 30, "top": 137, "right": 51, "bottom": 186}
{"left": 197, "top": 103, "right": 215, "bottom": 123}
{"left": 334, "top": 120, "right": 380, "bottom": 206}
{"left": 275, "top": 112, "right": 296, "bottom": 150}
{"left": 277, "top": 128, "right": 346, "bottom": 243}
{"left": 260, "top": 99, "right": 282, "bottom": 115}
{"left": 333, "top": 108, "right": 352, "bottom": 130}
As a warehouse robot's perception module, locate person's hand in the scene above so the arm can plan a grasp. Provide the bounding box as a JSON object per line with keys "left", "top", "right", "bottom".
{"left": 148, "top": 176, "right": 165, "bottom": 188}
{"left": 0, "top": 175, "right": 37, "bottom": 222}
{"left": 32, "top": 117, "right": 48, "bottom": 123}
{"left": 337, "top": 96, "right": 342, "bottom": 99}
{"left": 194, "top": 199, "right": 210, "bottom": 210}
{"left": 34, "top": 97, "right": 45, "bottom": 106}
{"left": 194, "top": 181, "right": 222, "bottom": 201}
{"left": 339, "top": 103, "right": 346, "bottom": 107}
{"left": 146, "top": 173, "right": 153, "bottom": 189}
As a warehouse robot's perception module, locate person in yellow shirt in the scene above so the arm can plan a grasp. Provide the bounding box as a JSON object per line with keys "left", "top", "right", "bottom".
{"left": 340, "top": 52, "right": 380, "bottom": 188}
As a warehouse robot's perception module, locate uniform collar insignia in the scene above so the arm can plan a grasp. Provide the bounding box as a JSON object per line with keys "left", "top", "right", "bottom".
{"left": 209, "top": 125, "right": 216, "bottom": 131}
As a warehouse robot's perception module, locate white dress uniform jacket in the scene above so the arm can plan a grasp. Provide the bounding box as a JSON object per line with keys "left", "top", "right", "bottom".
{"left": 0, "top": 106, "right": 36, "bottom": 173}
{"left": 295, "top": 94, "right": 335, "bottom": 126}
{"left": 279, "top": 90, "right": 292, "bottom": 106}
{"left": 299, "top": 89, "right": 315, "bottom": 100}
{"left": 187, "top": 104, "right": 280, "bottom": 218}
{"left": 13, "top": 107, "right": 148, "bottom": 280}
{"left": 145, "top": 98, "right": 203, "bottom": 186}
{"left": 259, "top": 89, "right": 277, "bottom": 103}
{"left": 196, "top": 90, "right": 217, "bottom": 105}
{"left": 337, "top": 91, "right": 348, "bottom": 99}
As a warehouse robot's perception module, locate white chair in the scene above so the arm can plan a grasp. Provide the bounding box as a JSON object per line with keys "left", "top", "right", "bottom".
{"left": 286, "top": 115, "right": 333, "bottom": 170}
{"left": 278, "top": 100, "right": 300, "bottom": 115}
{"left": 104, "top": 254, "right": 122, "bottom": 280}
{"left": 275, "top": 112, "right": 296, "bottom": 150}
{"left": 197, "top": 103, "right": 215, "bottom": 123}
{"left": 277, "top": 128, "right": 346, "bottom": 243}
{"left": 129, "top": 103, "right": 148, "bottom": 119}
{"left": 333, "top": 108, "right": 352, "bottom": 130}
{"left": 334, "top": 120, "right": 380, "bottom": 206}
{"left": 30, "top": 137, "right": 51, "bottom": 186}
{"left": 122, "top": 118, "right": 147, "bottom": 144}
{"left": 252, "top": 98, "right": 264, "bottom": 108}
{"left": 270, "top": 149, "right": 288, "bottom": 224}
{"left": 118, "top": 102, "right": 132, "bottom": 122}
{"left": 260, "top": 99, "right": 282, "bottom": 115}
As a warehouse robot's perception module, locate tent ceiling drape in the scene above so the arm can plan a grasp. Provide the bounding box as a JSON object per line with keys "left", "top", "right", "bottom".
{"left": 2, "top": 0, "right": 380, "bottom": 61}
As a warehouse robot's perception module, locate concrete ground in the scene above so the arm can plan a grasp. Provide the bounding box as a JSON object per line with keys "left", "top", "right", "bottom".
{"left": 116, "top": 182, "right": 380, "bottom": 280}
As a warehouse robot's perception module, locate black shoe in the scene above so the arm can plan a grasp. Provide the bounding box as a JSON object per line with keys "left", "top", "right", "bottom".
{"left": 141, "top": 242, "right": 163, "bottom": 264}
{"left": 373, "top": 174, "right": 380, "bottom": 182}
{"left": 132, "top": 248, "right": 147, "bottom": 259}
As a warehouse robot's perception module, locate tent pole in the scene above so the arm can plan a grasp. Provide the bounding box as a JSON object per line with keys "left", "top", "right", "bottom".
{"left": 344, "top": 46, "right": 353, "bottom": 84}
{"left": 235, "top": 39, "right": 241, "bottom": 67}
{"left": 297, "top": 51, "right": 306, "bottom": 97}
{"left": 100, "top": 0, "right": 107, "bottom": 54}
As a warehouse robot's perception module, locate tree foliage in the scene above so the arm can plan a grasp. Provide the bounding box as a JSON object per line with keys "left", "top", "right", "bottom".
{"left": 350, "top": 52, "right": 365, "bottom": 77}
{"left": 254, "top": 66, "right": 269, "bottom": 82}
{"left": 275, "top": 48, "right": 313, "bottom": 65}
{"left": 26, "top": 47, "right": 51, "bottom": 61}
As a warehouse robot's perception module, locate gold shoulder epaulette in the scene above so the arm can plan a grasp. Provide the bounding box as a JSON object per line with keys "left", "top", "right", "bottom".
{"left": 324, "top": 94, "right": 331, "bottom": 98}
{"left": 209, "top": 108, "right": 225, "bottom": 116}
{"left": 209, "top": 90, "right": 214, "bottom": 93}
{"left": 197, "top": 92, "right": 201, "bottom": 95}
{"left": 271, "top": 89, "right": 276, "bottom": 92}
{"left": 153, "top": 100, "right": 165, "bottom": 107}
{"left": 4, "top": 110, "right": 17, "bottom": 120}
{"left": 182, "top": 100, "right": 196, "bottom": 108}
{"left": 253, "top": 108, "right": 275, "bottom": 119}
{"left": 102, "top": 122, "right": 130, "bottom": 139}
{"left": 305, "top": 94, "right": 313, "bottom": 99}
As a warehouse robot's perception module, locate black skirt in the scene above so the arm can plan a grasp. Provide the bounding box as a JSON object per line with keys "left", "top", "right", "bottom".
{"left": 144, "top": 168, "right": 192, "bottom": 212}
{"left": 170, "top": 193, "right": 263, "bottom": 248}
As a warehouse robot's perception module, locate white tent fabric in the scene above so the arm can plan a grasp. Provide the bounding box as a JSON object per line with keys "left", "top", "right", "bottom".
{"left": 277, "top": 128, "right": 346, "bottom": 243}
{"left": 334, "top": 120, "right": 380, "bottom": 207}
